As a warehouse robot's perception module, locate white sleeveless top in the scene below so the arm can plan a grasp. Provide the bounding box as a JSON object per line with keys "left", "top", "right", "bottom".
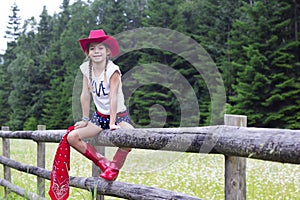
{"left": 80, "top": 60, "right": 127, "bottom": 115}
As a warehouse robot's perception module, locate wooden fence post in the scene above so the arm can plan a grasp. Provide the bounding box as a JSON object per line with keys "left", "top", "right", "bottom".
{"left": 224, "top": 114, "right": 247, "bottom": 200}
{"left": 92, "top": 146, "right": 105, "bottom": 200}
{"left": 37, "top": 125, "right": 46, "bottom": 197}
{"left": 2, "top": 126, "right": 11, "bottom": 197}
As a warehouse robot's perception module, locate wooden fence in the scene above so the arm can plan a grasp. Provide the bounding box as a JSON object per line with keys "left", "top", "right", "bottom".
{"left": 0, "top": 114, "right": 299, "bottom": 200}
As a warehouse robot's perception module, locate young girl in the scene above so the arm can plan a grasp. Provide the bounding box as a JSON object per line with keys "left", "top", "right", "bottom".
{"left": 67, "top": 29, "right": 133, "bottom": 181}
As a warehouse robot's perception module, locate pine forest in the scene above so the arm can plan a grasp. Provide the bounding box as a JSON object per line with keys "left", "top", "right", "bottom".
{"left": 0, "top": 0, "right": 299, "bottom": 130}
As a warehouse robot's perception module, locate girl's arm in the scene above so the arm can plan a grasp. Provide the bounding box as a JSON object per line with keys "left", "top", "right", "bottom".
{"left": 81, "top": 75, "right": 91, "bottom": 118}
{"left": 75, "top": 75, "right": 90, "bottom": 129}
{"left": 109, "top": 71, "right": 121, "bottom": 130}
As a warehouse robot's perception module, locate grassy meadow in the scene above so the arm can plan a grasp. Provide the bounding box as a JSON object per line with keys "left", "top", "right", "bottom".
{"left": 0, "top": 139, "right": 299, "bottom": 200}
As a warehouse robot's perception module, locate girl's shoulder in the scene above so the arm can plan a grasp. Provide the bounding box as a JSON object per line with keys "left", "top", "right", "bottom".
{"left": 80, "top": 61, "right": 89, "bottom": 76}
{"left": 107, "top": 60, "right": 121, "bottom": 77}
{"left": 80, "top": 61, "right": 89, "bottom": 71}
{"left": 107, "top": 60, "right": 118, "bottom": 68}
{"left": 79, "top": 61, "right": 89, "bottom": 74}
{"left": 107, "top": 60, "right": 120, "bottom": 72}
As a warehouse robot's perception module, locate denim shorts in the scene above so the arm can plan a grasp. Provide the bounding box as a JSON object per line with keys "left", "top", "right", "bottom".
{"left": 90, "top": 111, "right": 132, "bottom": 129}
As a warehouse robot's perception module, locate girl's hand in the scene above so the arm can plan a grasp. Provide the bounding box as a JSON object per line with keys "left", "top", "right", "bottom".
{"left": 74, "top": 121, "right": 88, "bottom": 129}
{"left": 110, "top": 124, "right": 120, "bottom": 130}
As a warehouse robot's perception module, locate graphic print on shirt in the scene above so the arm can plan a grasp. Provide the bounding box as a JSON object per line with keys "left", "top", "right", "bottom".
{"left": 92, "top": 80, "right": 108, "bottom": 97}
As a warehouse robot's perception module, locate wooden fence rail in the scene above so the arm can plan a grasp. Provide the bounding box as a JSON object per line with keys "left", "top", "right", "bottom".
{"left": 0, "top": 114, "right": 299, "bottom": 199}
{"left": 1, "top": 126, "right": 299, "bottom": 164}
{"left": 0, "top": 156, "right": 200, "bottom": 200}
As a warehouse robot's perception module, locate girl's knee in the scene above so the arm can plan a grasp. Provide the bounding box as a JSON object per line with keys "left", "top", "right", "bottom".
{"left": 67, "top": 131, "right": 80, "bottom": 145}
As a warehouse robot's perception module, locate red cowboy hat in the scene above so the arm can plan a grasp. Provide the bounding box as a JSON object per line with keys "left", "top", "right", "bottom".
{"left": 78, "top": 29, "right": 120, "bottom": 57}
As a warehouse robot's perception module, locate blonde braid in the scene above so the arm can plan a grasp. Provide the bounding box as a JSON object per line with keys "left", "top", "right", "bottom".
{"left": 88, "top": 58, "right": 93, "bottom": 92}
{"left": 104, "top": 56, "right": 109, "bottom": 85}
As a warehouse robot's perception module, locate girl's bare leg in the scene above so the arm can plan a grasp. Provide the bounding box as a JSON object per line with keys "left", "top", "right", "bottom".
{"left": 67, "top": 122, "right": 102, "bottom": 153}
{"left": 118, "top": 121, "right": 134, "bottom": 129}
{"left": 99, "top": 121, "right": 133, "bottom": 181}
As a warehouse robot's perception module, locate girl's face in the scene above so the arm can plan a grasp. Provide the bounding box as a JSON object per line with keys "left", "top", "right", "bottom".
{"left": 88, "top": 43, "right": 110, "bottom": 63}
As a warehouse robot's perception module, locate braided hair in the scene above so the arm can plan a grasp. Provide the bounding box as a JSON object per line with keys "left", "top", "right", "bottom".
{"left": 88, "top": 58, "right": 93, "bottom": 92}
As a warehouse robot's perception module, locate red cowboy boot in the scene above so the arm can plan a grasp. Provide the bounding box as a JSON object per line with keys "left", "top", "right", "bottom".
{"left": 100, "top": 148, "right": 131, "bottom": 181}
{"left": 84, "top": 143, "right": 110, "bottom": 172}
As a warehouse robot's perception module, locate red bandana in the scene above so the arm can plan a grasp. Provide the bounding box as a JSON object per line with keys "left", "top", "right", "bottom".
{"left": 48, "top": 126, "right": 74, "bottom": 200}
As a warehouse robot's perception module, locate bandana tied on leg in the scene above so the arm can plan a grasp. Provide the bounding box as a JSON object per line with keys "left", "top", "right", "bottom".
{"left": 48, "top": 126, "right": 75, "bottom": 200}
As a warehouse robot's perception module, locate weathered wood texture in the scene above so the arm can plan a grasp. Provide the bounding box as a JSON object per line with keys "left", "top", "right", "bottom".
{"left": 0, "top": 156, "right": 202, "bottom": 200}
{"left": 0, "top": 126, "right": 299, "bottom": 164}
{"left": 224, "top": 115, "right": 246, "bottom": 200}
{"left": 87, "top": 126, "right": 300, "bottom": 164}
{"left": 2, "top": 126, "right": 11, "bottom": 198}
{"left": 37, "top": 125, "right": 46, "bottom": 197}
{"left": 0, "top": 178, "right": 47, "bottom": 200}
{"left": 0, "top": 129, "right": 66, "bottom": 142}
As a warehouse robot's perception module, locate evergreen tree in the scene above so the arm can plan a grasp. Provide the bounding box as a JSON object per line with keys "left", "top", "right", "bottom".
{"left": 123, "top": 0, "right": 146, "bottom": 30}
{"left": 23, "top": 116, "right": 38, "bottom": 130}
{"left": 38, "top": 6, "right": 52, "bottom": 53}
{"left": 143, "top": 0, "right": 185, "bottom": 30}
{"left": 182, "top": 0, "right": 241, "bottom": 98}
{"left": 228, "top": 0, "right": 300, "bottom": 128}
{"left": 0, "top": 60, "right": 12, "bottom": 126}
{"left": 1, "top": 0, "right": 298, "bottom": 130}
{"left": 42, "top": 77, "right": 70, "bottom": 129}
{"left": 41, "top": 0, "right": 72, "bottom": 128}
{"left": 125, "top": 62, "right": 182, "bottom": 128}
{"left": 92, "top": 0, "right": 127, "bottom": 34}
{"left": 261, "top": 1, "right": 300, "bottom": 128}
{"left": 7, "top": 6, "right": 54, "bottom": 129}
{"left": 5, "top": 3, "right": 22, "bottom": 43}
{"left": 129, "top": 0, "right": 202, "bottom": 127}
{"left": 0, "top": 2, "right": 22, "bottom": 127}
{"left": 181, "top": 0, "right": 239, "bottom": 125}
{"left": 7, "top": 54, "right": 36, "bottom": 129}
{"left": 113, "top": 0, "right": 147, "bottom": 71}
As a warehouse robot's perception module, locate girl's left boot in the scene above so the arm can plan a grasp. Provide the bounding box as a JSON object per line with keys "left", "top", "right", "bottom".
{"left": 100, "top": 148, "right": 131, "bottom": 181}
{"left": 83, "top": 143, "right": 110, "bottom": 172}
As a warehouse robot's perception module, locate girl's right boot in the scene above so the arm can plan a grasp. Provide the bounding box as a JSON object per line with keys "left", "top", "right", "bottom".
{"left": 83, "top": 143, "right": 110, "bottom": 172}
{"left": 100, "top": 148, "right": 131, "bottom": 181}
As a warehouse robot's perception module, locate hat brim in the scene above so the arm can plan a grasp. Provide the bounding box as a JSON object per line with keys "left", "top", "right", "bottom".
{"left": 78, "top": 36, "right": 120, "bottom": 57}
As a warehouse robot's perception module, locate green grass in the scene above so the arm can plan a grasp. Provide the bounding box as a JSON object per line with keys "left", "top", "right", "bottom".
{"left": 0, "top": 139, "right": 299, "bottom": 200}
